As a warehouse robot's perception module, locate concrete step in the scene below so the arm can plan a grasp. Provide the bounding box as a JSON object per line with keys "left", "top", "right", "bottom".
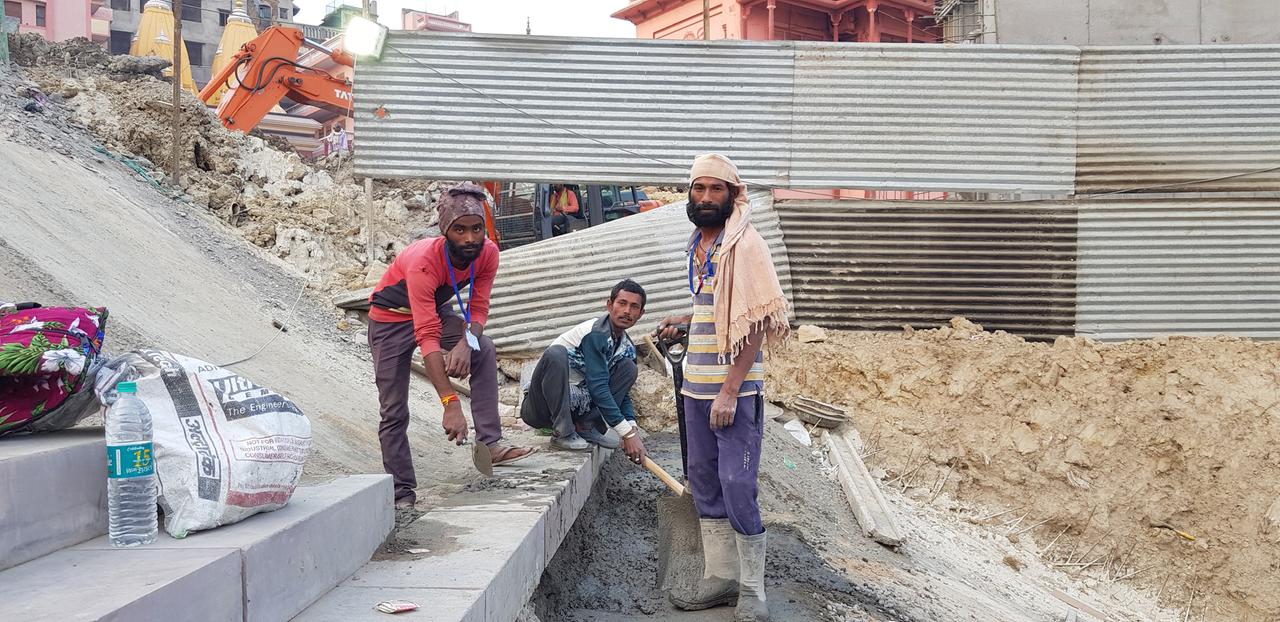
{"left": 297, "top": 447, "right": 610, "bottom": 622}
{"left": 0, "top": 474, "right": 393, "bottom": 622}
{"left": 0, "top": 429, "right": 108, "bottom": 571}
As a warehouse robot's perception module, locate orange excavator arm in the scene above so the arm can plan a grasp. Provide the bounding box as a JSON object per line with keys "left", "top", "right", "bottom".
{"left": 199, "top": 26, "right": 355, "bottom": 134}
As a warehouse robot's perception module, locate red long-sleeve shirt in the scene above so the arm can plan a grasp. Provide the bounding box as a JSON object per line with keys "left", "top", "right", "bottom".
{"left": 367, "top": 237, "right": 499, "bottom": 356}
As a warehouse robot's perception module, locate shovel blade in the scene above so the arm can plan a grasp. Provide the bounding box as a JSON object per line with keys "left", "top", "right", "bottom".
{"left": 655, "top": 492, "right": 702, "bottom": 591}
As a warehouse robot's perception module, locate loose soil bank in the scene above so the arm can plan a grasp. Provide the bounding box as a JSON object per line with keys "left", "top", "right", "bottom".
{"left": 769, "top": 319, "right": 1280, "bottom": 621}
{"left": 529, "top": 425, "right": 1175, "bottom": 621}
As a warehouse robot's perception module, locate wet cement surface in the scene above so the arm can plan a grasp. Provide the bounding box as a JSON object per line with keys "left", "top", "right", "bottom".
{"left": 529, "top": 434, "right": 888, "bottom": 622}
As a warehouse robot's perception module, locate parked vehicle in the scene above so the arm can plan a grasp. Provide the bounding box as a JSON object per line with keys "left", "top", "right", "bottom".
{"left": 486, "top": 182, "right": 669, "bottom": 250}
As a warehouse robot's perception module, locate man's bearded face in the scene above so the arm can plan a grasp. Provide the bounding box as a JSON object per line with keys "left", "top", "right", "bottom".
{"left": 686, "top": 189, "right": 735, "bottom": 228}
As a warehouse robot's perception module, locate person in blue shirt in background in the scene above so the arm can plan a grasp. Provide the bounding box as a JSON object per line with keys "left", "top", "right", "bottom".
{"left": 520, "top": 279, "right": 648, "bottom": 463}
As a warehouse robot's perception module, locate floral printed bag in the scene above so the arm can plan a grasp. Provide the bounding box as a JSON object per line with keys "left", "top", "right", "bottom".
{"left": 0, "top": 303, "right": 109, "bottom": 437}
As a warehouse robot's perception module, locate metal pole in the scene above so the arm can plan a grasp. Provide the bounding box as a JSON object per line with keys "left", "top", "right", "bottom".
{"left": 362, "top": 0, "right": 373, "bottom": 265}
{"left": 171, "top": 0, "right": 183, "bottom": 186}
{"left": 766, "top": 0, "right": 776, "bottom": 41}
{"left": 365, "top": 177, "right": 375, "bottom": 264}
{"left": 703, "top": 0, "right": 710, "bottom": 40}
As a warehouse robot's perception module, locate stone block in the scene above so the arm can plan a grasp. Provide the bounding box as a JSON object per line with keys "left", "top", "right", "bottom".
{"left": 0, "top": 547, "right": 242, "bottom": 621}
{"left": 75, "top": 475, "right": 394, "bottom": 622}
{"left": 0, "top": 429, "right": 108, "bottom": 571}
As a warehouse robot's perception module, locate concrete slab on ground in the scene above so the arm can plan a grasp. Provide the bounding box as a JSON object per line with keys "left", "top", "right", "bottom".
{"left": 0, "top": 429, "right": 108, "bottom": 571}
{"left": 296, "top": 446, "right": 610, "bottom": 622}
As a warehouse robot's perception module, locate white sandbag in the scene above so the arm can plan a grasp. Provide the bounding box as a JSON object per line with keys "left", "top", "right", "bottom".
{"left": 99, "top": 350, "right": 311, "bottom": 538}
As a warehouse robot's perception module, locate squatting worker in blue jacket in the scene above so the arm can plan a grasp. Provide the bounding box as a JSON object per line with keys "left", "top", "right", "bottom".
{"left": 519, "top": 279, "right": 648, "bottom": 460}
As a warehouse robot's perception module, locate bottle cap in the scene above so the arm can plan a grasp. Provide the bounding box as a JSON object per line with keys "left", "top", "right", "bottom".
{"left": 117, "top": 381, "right": 137, "bottom": 394}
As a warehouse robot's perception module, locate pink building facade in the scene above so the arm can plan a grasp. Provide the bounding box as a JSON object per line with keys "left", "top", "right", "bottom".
{"left": 3, "top": 0, "right": 110, "bottom": 43}
{"left": 613, "top": 0, "right": 938, "bottom": 43}
{"left": 401, "top": 9, "right": 470, "bottom": 34}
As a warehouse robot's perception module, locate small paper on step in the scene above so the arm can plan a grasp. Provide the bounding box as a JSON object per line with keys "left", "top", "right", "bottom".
{"left": 783, "top": 419, "right": 812, "bottom": 447}
{"left": 375, "top": 600, "right": 420, "bottom": 614}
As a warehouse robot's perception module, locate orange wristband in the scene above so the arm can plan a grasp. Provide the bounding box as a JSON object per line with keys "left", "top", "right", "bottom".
{"left": 440, "top": 394, "right": 459, "bottom": 406}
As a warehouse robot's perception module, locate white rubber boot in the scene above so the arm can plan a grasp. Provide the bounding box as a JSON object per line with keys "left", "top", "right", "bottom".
{"left": 734, "top": 531, "right": 768, "bottom": 621}
{"left": 669, "top": 518, "right": 740, "bottom": 610}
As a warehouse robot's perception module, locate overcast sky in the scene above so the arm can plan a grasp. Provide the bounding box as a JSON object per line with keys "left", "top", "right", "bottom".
{"left": 292, "top": 0, "right": 637, "bottom": 38}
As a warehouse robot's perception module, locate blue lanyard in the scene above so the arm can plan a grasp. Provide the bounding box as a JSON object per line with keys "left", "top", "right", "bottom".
{"left": 442, "top": 244, "right": 475, "bottom": 324}
{"left": 688, "top": 233, "right": 717, "bottom": 295}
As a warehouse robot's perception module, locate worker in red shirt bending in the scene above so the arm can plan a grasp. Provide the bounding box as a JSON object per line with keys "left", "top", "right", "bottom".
{"left": 367, "top": 182, "right": 536, "bottom": 509}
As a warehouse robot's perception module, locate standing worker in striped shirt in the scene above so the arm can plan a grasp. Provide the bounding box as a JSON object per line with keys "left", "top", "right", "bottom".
{"left": 658, "top": 154, "right": 789, "bottom": 622}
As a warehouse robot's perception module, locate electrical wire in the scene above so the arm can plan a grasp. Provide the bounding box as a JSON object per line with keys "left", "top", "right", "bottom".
{"left": 217, "top": 275, "right": 309, "bottom": 367}
{"left": 380, "top": 42, "right": 1280, "bottom": 204}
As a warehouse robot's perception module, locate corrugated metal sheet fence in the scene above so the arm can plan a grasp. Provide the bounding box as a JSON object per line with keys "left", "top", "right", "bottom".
{"left": 355, "top": 35, "right": 1083, "bottom": 192}
{"left": 776, "top": 197, "right": 1280, "bottom": 341}
{"left": 1077, "top": 46, "right": 1280, "bottom": 194}
{"left": 349, "top": 34, "right": 1280, "bottom": 341}
{"left": 356, "top": 34, "right": 1279, "bottom": 195}
{"left": 777, "top": 199, "right": 1078, "bottom": 340}
{"left": 790, "top": 44, "right": 1078, "bottom": 193}
{"left": 355, "top": 35, "right": 796, "bottom": 186}
{"left": 1075, "top": 198, "right": 1280, "bottom": 340}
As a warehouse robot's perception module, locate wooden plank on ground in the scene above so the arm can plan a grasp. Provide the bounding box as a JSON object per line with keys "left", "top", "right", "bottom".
{"left": 823, "top": 429, "right": 905, "bottom": 547}
{"left": 1046, "top": 588, "right": 1109, "bottom": 621}
{"left": 333, "top": 287, "right": 374, "bottom": 310}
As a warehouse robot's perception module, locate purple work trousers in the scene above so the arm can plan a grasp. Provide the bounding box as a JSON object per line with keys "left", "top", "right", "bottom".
{"left": 683, "top": 394, "right": 765, "bottom": 536}
{"left": 368, "top": 314, "right": 501, "bottom": 503}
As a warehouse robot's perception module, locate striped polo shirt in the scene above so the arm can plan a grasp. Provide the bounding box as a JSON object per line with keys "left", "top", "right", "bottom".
{"left": 682, "top": 234, "right": 765, "bottom": 400}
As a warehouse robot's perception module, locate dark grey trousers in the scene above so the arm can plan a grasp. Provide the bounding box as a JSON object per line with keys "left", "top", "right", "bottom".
{"left": 368, "top": 315, "right": 501, "bottom": 503}
{"left": 520, "top": 345, "right": 637, "bottom": 437}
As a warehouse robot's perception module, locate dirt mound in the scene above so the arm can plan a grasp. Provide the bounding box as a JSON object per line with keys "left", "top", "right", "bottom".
{"left": 8, "top": 33, "right": 111, "bottom": 68}
{"left": 768, "top": 318, "right": 1280, "bottom": 620}
{"left": 9, "top": 37, "right": 452, "bottom": 292}
{"left": 630, "top": 366, "right": 678, "bottom": 432}
{"left": 641, "top": 185, "right": 685, "bottom": 206}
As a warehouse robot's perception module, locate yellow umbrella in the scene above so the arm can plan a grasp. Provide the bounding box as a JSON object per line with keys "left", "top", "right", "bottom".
{"left": 130, "top": 0, "right": 198, "bottom": 94}
{"left": 207, "top": 0, "right": 257, "bottom": 105}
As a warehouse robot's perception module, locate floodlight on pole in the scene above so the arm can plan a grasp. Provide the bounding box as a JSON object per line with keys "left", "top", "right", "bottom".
{"left": 345, "top": 14, "right": 388, "bottom": 59}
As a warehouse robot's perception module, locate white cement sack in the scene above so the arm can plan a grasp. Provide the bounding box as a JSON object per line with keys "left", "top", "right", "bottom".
{"left": 101, "top": 350, "right": 311, "bottom": 538}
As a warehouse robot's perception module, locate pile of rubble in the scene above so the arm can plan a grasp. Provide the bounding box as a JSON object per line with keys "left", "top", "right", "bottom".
{"left": 4, "top": 34, "right": 449, "bottom": 291}
{"left": 768, "top": 318, "right": 1280, "bottom": 620}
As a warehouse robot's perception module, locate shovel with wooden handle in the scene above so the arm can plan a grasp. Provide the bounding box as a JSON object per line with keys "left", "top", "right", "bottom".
{"left": 646, "top": 324, "right": 703, "bottom": 592}
{"left": 643, "top": 457, "right": 703, "bottom": 592}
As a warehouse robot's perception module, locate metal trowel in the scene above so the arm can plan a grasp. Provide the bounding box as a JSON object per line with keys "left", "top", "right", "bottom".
{"left": 471, "top": 440, "right": 493, "bottom": 477}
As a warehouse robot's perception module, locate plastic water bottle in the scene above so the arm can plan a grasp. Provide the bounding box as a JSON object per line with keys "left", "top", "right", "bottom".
{"left": 106, "top": 381, "right": 158, "bottom": 547}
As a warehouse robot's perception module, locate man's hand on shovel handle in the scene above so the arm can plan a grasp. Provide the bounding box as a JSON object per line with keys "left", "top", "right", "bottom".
{"left": 622, "top": 433, "right": 647, "bottom": 464}
{"left": 657, "top": 315, "right": 692, "bottom": 342}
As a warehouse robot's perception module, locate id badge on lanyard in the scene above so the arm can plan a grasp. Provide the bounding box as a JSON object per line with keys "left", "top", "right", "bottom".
{"left": 444, "top": 245, "right": 482, "bottom": 352}
{"left": 688, "top": 232, "right": 718, "bottom": 295}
